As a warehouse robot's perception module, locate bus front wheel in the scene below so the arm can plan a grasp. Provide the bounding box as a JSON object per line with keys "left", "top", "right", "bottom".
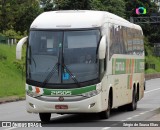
{"left": 39, "top": 113, "right": 51, "bottom": 123}
{"left": 99, "top": 96, "right": 111, "bottom": 119}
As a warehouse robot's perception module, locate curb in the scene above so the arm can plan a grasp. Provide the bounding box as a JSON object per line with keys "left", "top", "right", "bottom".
{"left": 0, "top": 96, "right": 25, "bottom": 104}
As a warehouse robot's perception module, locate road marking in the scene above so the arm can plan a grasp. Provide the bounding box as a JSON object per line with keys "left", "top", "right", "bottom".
{"left": 102, "top": 127, "right": 111, "bottom": 130}
{"left": 126, "top": 117, "right": 133, "bottom": 120}
{"left": 132, "top": 115, "right": 139, "bottom": 118}
{"left": 139, "top": 112, "right": 147, "bottom": 115}
{"left": 4, "top": 127, "right": 17, "bottom": 130}
{"left": 144, "top": 88, "right": 160, "bottom": 94}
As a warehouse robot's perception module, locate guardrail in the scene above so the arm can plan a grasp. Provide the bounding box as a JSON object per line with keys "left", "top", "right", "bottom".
{"left": 145, "top": 73, "right": 160, "bottom": 80}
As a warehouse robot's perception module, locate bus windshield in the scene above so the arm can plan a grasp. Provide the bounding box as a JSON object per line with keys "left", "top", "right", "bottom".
{"left": 27, "top": 29, "right": 100, "bottom": 87}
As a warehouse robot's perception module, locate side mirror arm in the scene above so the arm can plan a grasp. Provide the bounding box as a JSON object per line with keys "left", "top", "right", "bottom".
{"left": 16, "top": 36, "right": 28, "bottom": 60}
{"left": 98, "top": 36, "right": 106, "bottom": 59}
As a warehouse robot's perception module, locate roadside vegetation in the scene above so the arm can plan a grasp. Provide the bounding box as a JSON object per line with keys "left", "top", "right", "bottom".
{"left": 145, "top": 44, "right": 160, "bottom": 74}
{"left": 0, "top": 44, "right": 25, "bottom": 98}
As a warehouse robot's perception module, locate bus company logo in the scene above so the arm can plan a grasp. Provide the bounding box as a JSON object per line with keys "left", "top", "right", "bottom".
{"left": 139, "top": 62, "right": 144, "bottom": 70}
{"left": 58, "top": 96, "right": 64, "bottom": 101}
{"left": 51, "top": 90, "right": 72, "bottom": 96}
{"left": 116, "top": 62, "right": 125, "bottom": 72}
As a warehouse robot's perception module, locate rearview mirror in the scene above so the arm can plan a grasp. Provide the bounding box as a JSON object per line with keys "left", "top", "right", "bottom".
{"left": 98, "top": 36, "right": 106, "bottom": 59}
{"left": 16, "top": 36, "right": 28, "bottom": 60}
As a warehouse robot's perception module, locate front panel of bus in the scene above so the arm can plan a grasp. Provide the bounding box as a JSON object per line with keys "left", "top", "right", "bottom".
{"left": 25, "top": 28, "right": 107, "bottom": 113}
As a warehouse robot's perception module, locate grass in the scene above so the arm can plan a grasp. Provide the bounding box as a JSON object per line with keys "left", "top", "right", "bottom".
{"left": 0, "top": 44, "right": 25, "bottom": 98}
{"left": 145, "top": 44, "right": 160, "bottom": 74}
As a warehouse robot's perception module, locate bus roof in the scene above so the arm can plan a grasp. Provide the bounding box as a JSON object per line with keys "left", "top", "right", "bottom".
{"left": 30, "top": 10, "right": 141, "bottom": 30}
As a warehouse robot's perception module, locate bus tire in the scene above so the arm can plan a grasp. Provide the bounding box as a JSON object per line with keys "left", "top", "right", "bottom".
{"left": 127, "top": 88, "right": 137, "bottom": 111}
{"left": 39, "top": 113, "right": 51, "bottom": 123}
{"left": 99, "top": 96, "right": 111, "bottom": 119}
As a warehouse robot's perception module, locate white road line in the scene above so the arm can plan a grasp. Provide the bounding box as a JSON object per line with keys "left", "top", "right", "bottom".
{"left": 126, "top": 117, "right": 133, "bottom": 120}
{"left": 144, "top": 88, "right": 160, "bottom": 94}
{"left": 101, "top": 127, "right": 111, "bottom": 130}
{"left": 4, "top": 127, "right": 17, "bottom": 130}
{"left": 139, "top": 112, "right": 147, "bottom": 115}
{"left": 132, "top": 115, "right": 139, "bottom": 118}
{"left": 148, "top": 108, "right": 159, "bottom": 112}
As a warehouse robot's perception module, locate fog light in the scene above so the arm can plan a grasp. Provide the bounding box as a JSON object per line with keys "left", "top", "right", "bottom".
{"left": 88, "top": 103, "right": 96, "bottom": 108}
{"left": 29, "top": 103, "right": 36, "bottom": 109}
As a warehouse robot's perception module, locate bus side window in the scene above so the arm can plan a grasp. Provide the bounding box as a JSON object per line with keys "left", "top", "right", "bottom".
{"left": 132, "top": 29, "right": 137, "bottom": 55}
{"left": 109, "top": 24, "right": 126, "bottom": 59}
{"left": 126, "top": 27, "right": 133, "bottom": 55}
{"left": 122, "top": 26, "right": 128, "bottom": 54}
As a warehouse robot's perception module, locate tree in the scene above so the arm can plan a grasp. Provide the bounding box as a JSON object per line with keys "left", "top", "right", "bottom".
{"left": 0, "top": 0, "right": 42, "bottom": 34}
{"left": 42, "top": 0, "right": 125, "bottom": 18}
{"left": 0, "top": 0, "right": 11, "bottom": 32}
{"left": 46, "top": 0, "right": 91, "bottom": 10}
{"left": 40, "top": 0, "right": 55, "bottom": 11}
{"left": 90, "top": 0, "right": 126, "bottom": 18}
{"left": 14, "top": 0, "right": 42, "bottom": 33}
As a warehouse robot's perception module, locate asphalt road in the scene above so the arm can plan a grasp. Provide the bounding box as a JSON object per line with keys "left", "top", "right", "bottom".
{"left": 0, "top": 78, "right": 160, "bottom": 130}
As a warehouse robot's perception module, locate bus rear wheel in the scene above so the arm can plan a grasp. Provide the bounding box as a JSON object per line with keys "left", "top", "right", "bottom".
{"left": 39, "top": 113, "right": 51, "bottom": 123}
{"left": 127, "top": 89, "right": 137, "bottom": 111}
{"left": 99, "top": 96, "right": 111, "bottom": 119}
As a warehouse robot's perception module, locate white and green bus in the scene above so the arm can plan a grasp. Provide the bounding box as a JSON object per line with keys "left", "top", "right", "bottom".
{"left": 16, "top": 10, "right": 145, "bottom": 122}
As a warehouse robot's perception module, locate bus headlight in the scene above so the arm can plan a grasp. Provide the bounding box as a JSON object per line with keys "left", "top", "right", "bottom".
{"left": 82, "top": 90, "right": 100, "bottom": 97}
{"left": 82, "top": 83, "right": 102, "bottom": 98}
{"left": 96, "top": 83, "right": 102, "bottom": 93}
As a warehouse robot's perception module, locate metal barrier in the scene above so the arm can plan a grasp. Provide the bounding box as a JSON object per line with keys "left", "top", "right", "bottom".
{"left": 145, "top": 73, "right": 160, "bottom": 80}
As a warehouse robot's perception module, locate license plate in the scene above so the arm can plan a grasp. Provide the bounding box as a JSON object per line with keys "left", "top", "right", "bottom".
{"left": 55, "top": 105, "right": 68, "bottom": 109}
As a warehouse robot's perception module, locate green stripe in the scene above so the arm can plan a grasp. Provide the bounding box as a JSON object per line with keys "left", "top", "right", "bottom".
{"left": 28, "top": 85, "right": 96, "bottom": 96}
{"left": 113, "top": 59, "right": 126, "bottom": 74}
{"left": 44, "top": 85, "right": 96, "bottom": 95}
{"left": 28, "top": 85, "right": 32, "bottom": 91}
{"left": 135, "top": 59, "right": 144, "bottom": 73}
{"left": 127, "top": 75, "right": 130, "bottom": 89}
{"left": 112, "top": 58, "right": 144, "bottom": 75}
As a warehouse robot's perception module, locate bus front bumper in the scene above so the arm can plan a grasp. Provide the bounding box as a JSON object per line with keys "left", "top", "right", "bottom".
{"left": 26, "top": 94, "right": 104, "bottom": 113}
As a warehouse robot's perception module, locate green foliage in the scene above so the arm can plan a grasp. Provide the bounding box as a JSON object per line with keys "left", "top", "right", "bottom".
{"left": 145, "top": 41, "right": 160, "bottom": 73}
{"left": 2, "top": 29, "right": 25, "bottom": 40}
{"left": 90, "top": 0, "right": 126, "bottom": 18}
{"left": 0, "top": 0, "right": 42, "bottom": 34}
{"left": 42, "top": 0, "right": 126, "bottom": 18}
{"left": 145, "top": 68, "right": 158, "bottom": 74}
{"left": 54, "top": 0, "right": 91, "bottom": 10}
{"left": 0, "top": 44, "right": 25, "bottom": 97}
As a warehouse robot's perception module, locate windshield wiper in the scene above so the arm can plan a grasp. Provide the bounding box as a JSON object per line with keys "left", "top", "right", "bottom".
{"left": 41, "top": 63, "right": 59, "bottom": 88}
{"left": 62, "top": 64, "right": 81, "bottom": 87}
{"left": 41, "top": 43, "right": 62, "bottom": 88}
